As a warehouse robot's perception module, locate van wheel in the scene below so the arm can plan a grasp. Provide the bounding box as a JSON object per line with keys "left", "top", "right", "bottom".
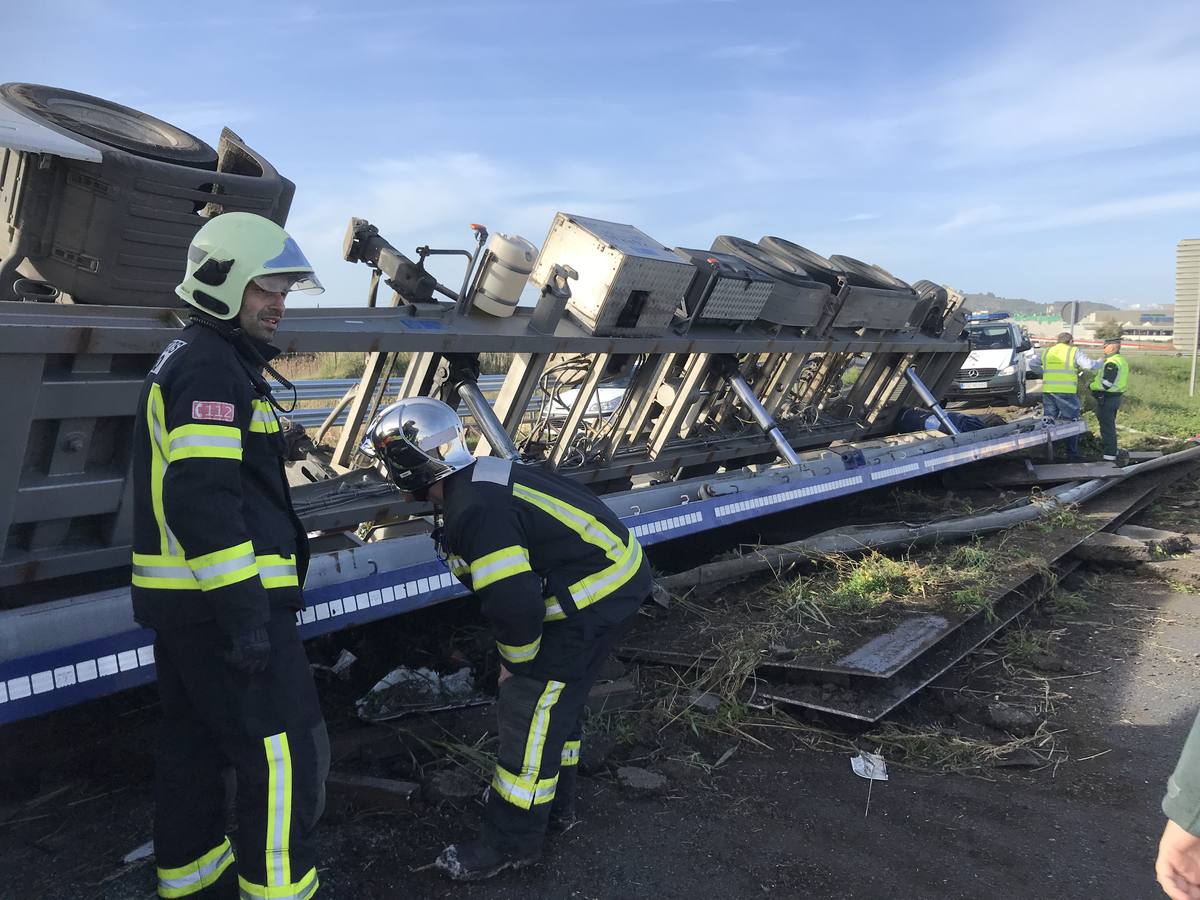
{"left": 1009, "top": 378, "right": 1027, "bottom": 407}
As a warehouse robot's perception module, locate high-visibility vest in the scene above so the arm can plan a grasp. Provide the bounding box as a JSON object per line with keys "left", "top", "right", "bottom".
{"left": 1041, "top": 343, "right": 1080, "bottom": 394}
{"left": 1090, "top": 352, "right": 1129, "bottom": 393}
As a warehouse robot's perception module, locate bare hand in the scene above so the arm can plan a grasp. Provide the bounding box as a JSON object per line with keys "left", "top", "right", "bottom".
{"left": 1157, "top": 820, "right": 1200, "bottom": 899}
{"left": 498, "top": 664, "right": 513, "bottom": 684}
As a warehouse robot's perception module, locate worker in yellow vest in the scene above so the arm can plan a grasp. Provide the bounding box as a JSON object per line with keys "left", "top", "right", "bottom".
{"left": 1090, "top": 338, "right": 1129, "bottom": 461}
{"left": 1040, "top": 331, "right": 1100, "bottom": 459}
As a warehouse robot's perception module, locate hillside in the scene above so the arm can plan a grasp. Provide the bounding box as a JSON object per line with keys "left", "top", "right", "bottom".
{"left": 963, "top": 292, "right": 1118, "bottom": 318}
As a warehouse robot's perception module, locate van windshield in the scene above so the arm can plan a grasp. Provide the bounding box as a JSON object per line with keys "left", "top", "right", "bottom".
{"left": 967, "top": 325, "right": 1014, "bottom": 350}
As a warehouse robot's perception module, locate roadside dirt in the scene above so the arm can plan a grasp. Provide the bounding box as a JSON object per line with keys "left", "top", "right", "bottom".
{"left": 2, "top": 482, "right": 1198, "bottom": 899}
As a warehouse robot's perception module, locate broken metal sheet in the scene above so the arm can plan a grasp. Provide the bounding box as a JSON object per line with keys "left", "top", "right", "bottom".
{"left": 831, "top": 614, "right": 950, "bottom": 676}
{"left": 753, "top": 570, "right": 1062, "bottom": 722}
{"left": 634, "top": 464, "right": 1190, "bottom": 722}
{"left": 356, "top": 666, "right": 491, "bottom": 722}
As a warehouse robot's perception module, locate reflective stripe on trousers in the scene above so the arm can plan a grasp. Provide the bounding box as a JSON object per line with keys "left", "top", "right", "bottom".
{"left": 157, "top": 837, "right": 235, "bottom": 898}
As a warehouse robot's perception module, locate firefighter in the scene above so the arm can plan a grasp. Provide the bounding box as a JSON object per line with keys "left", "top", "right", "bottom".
{"left": 1090, "top": 338, "right": 1129, "bottom": 461}
{"left": 365, "top": 397, "right": 652, "bottom": 881}
{"left": 131, "top": 212, "right": 329, "bottom": 899}
{"left": 1040, "top": 331, "right": 1100, "bottom": 459}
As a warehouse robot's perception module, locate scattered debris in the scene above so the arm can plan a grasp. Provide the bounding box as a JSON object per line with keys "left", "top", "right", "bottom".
{"left": 1072, "top": 532, "right": 1152, "bottom": 565}
{"left": 616, "top": 766, "right": 668, "bottom": 797}
{"left": 1114, "top": 524, "right": 1193, "bottom": 555}
{"left": 586, "top": 677, "right": 641, "bottom": 715}
{"left": 425, "top": 769, "right": 482, "bottom": 805}
{"left": 312, "top": 648, "right": 358, "bottom": 680}
{"left": 579, "top": 733, "right": 617, "bottom": 774}
{"left": 851, "top": 752, "right": 889, "bottom": 782}
{"left": 687, "top": 691, "right": 722, "bottom": 715}
{"left": 357, "top": 666, "right": 490, "bottom": 722}
{"left": 326, "top": 771, "right": 421, "bottom": 812}
{"left": 978, "top": 701, "right": 1042, "bottom": 737}
{"left": 121, "top": 840, "right": 154, "bottom": 864}
{"left": 1146, "top": 556, "right": 1200, "bottom": 591}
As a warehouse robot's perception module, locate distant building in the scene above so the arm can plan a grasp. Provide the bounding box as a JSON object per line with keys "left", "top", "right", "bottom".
{"left": 1178, "top": 240, "right": 1200, "bottom": 352}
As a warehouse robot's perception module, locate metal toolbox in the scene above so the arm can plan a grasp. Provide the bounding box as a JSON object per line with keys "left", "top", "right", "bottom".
{"left": 530, "top": 213, "right": 694, "bottom": 336}
{"left": 673, "top": 247, "right": 774, "bottom": 323}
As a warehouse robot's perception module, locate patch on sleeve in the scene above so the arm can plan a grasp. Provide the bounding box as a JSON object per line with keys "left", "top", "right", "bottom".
{"left": 150, "top": 339, "right": 187, "bottom": 375}
{"left": 192, "top": 400, "right": 236, "bottom": 422}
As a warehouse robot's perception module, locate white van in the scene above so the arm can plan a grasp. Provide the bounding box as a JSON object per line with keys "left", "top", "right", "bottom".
{"left": 944, "top": 319, "right": 1033, "bottom": 406}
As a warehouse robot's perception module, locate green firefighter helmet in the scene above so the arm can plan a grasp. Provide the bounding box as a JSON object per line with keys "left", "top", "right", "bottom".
{"left": 176, "top": 212, "right": 323, "bottom": 320}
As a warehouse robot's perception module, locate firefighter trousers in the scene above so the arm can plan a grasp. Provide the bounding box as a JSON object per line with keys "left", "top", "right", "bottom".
{"left": 152, "top": 610, "right": 329, "bottom": 899}
{"left": 482, "top": 593, "right": 641, "bottom": 856}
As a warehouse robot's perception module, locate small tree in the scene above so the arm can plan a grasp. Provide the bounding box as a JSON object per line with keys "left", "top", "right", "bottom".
{"left": 1093, "top": 321, "right": 1124, "bottom": 341}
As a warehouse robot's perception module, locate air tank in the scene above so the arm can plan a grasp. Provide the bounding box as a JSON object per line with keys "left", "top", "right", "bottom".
{"left": 471, "top": 232, "right": 538, "bottom": 318}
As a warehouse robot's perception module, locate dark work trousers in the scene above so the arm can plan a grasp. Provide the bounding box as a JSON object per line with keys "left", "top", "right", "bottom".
{"left": 482, "top": 593, "right": 642, "bottom": 856}
{"left": 152, "top": 610, "right": 329, "bottom": 899}
{"left": 1092, "top": 391, "right": 1124, "bottom": 458}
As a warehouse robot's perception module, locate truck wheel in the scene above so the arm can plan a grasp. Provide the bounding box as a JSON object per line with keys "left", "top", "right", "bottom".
{"left": 1, "top": 83, "right": 218, "bottom": 169}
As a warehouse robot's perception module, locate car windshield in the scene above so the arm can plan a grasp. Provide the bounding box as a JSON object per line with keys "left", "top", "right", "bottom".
{"left": 967, "top": 325, "right": 1014, "bottom": 350}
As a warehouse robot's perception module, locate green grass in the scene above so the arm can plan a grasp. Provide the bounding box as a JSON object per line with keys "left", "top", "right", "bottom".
{"left": 1048, "top": 588, "right": 1090, "bottom": 615}
{"left": 1079, "top": 354, "right": 1200, "bottom": 445}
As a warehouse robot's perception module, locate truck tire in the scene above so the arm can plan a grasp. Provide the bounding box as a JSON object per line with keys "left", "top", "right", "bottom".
{"left": 1, "top": 83, "right": 218, "bottom": 169}
{"left": 828, "top": 254, "right": 909, "bottom": 291}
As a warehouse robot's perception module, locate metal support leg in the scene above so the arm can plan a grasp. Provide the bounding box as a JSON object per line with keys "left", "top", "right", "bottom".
{"left": 457, "top": 379, "right": 521, "bottom": 460}
{"left": 721, "top": 364, "right": 801, "bottom": 466}
{"left": 904, "top": 367, "right": 960, "bottom": 435}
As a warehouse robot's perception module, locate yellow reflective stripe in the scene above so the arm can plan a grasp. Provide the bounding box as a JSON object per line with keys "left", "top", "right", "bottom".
{"left": 497, "top": 635, "right": 541, "bottom": 664}
{"left": 533, "top": 773, "right": 559, "bottom": 804}
{"left": 257, "top": 554, "right": 299, "bottom": 589}
{"left": 264, "top": 732, "right": 293, "bottom": 889}
{"left": 447, "top": 554, "right": 471, "bottom": 580}
{"left": 469, "top": 545, "right": 533, "bottom": 590}
{"left": 238, "top": 867, "right": 318, "bottom": 900}
{"left": 568, "top": 537, "right": 643, "bottom": 610}
{"left": 147, "top": 383, "right": 175, "bottom": 556}
{"left": 168, "top": 423, "right": 242, "bottom": 462}
{"left": 132, "top": 551, "right": 197, "bottom": 589}
{"left": 543, "top": 596, "right": 566, "bottom": 622}
{"left": 187, "top": 541, "right": 258, "bottom": 591}
{"left": 490, "top": 765, "right": 559, "bottom": 810}
{"left": 157, "top": 836, "right": 235, "bottom": 897}
{"left": 133, "top": 552, "right": 294, "bottom": 590}
{"left": 561, "top": 740, "right": 581, "bottom": 766}
{"left": 250, "top": 399, "right": 281, "bottom": 434}
{"left": 521, "top": 679, "right": 564, "bottom": 782}
{"left": 512, "top": 484, "right": 625, "bottom": 563}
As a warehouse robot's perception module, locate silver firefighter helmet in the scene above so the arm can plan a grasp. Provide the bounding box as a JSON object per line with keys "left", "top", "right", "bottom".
{"left": 364, "top": 397, "right": 475, "bottom": 494}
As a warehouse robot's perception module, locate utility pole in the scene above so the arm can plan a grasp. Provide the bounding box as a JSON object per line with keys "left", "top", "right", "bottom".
{"left": 1190, "top": 276, "right": 1199, "bottom": 397}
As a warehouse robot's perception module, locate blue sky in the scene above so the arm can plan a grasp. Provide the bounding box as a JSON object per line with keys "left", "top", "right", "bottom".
{"left": 8, "top": 0, "right": 1199, "bottom": 308}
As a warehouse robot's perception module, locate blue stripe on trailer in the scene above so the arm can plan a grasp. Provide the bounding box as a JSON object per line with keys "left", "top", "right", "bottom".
{"left": 0, "top": 420, "right": 1086, "bottom": 725}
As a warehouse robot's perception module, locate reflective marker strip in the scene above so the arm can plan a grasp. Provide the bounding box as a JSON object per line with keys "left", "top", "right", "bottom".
{"left": 561, "top": 740, "right": 580, "bottom": 766}
{"left": 497, "top": 636, "right": 541, "bottom": 665}
{"left": 188, "top": 541, "right": 258, "bottom": 591}
{"left": 469, "top": 545, "right": 533, "bottom": 590}
{"left": 264, "top": 732, "right": 293, "bottom": 889}
{"left": 249, "top": 399, "right": 281, "bottom": 434}
{"left": 167, "top": 423, "right": 242, "bottom": 462}
{"left": 157, "top": 837, "right": 235, "bottom": 898}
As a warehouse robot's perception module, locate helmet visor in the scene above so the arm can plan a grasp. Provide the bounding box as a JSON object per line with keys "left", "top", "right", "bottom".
{"left": 253, "top": 272, "right": 324, "bottom": 295}
{"left": 259, "top": 236, "right": 325, "bottom": 295}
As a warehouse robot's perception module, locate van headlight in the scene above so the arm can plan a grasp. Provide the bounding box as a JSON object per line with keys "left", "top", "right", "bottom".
{"left": 998, "top": 363, "right": 1017, "bottom": 376}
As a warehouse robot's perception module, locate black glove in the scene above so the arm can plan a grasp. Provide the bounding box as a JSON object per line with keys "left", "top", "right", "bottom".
{"left": 224, "top": 626, "right": 271, "bottom": 674}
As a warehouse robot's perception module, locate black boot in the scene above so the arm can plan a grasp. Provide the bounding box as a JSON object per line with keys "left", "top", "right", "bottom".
{"left": 434, "top": 839, "right": 540, "bottom": 881}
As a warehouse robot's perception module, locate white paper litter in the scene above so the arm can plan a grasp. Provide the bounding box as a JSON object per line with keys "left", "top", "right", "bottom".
{"left": 851, "top": 751, "right": 889, "bottom": 782}
{"left": 122, "top": 840, "right": 154, "bottom": 864}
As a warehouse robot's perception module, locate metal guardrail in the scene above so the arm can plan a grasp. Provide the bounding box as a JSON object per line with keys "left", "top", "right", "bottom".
{"left": 274, "top": 374, "right": 511, "bottom": 428}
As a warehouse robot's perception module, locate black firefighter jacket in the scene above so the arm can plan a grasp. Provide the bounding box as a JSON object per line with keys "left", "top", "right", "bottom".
{"left": 438, "top": 456, "right": 651, "bottom": 677}
{"left": 130, "top": 321, "right": 308, "bottom": 636}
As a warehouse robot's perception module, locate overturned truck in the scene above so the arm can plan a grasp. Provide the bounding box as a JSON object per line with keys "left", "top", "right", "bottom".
{"left": 0, "top": 85, "right": 1083, "bottom": 724}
